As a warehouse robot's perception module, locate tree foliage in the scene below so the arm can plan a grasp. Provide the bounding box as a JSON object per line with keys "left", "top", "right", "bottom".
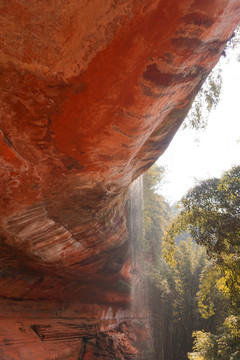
{"left": 143, "top": 164, "right": 172, "bottom": 265}
{"left": 188, "top": 315, "right": 240, "bottom": 360}
{"left": 184, "top": 65, "right": 222, "bottom": 131}
{"left": 163, "top": 166, "right": 240, "bottom": 262}
{"left": 137, "top": 164, "right": 240, "bottom": 359}
{"left": 141, "top": 164, "right": 210, "bottom": 359}
{"left": 162, "top": 165, "right": 240, "bottom": 359}
{"left": 148, "top": 238, "right": 208, "bottom": 360}
{"left": 184, "top": 25, "right": 240, "bottom": 131}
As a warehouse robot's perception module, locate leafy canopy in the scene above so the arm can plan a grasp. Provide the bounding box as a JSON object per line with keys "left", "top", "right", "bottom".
{"left": 163, "top": 165, "right": 240, "bottom": 262}
{"left": 163, "top": 165, "right": 240, "bottom": 314}
{"left": 184, "top": 26, "right": 240, "bottom": 131}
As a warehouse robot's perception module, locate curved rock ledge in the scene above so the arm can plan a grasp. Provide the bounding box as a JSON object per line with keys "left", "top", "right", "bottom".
{"left": 0, "top": 0, "right": 239, "bottom": 358}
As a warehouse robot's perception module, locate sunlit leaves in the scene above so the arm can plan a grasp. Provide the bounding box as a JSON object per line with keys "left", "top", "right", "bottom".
{"left": 184, "top": 65, "right": 222, "bottom": 131}
{"left": 188, "top": 316, "right": 240, "bottom": 360}
{"left": 163, "top": 166, "right": 240, "bottom": 261}
{"left": 188, "top": 331, "right": 218, "bottom": 360}
{"left": 197, "top": 262, "right": 220, "bottom": 318}
{"left": 165, "top": 165, "right": 240, "bottom": 359}
{"left": 142, "top": 163, "right": 240, "bottom": 359}
{"left": 184, "top": 25, "right": 240, "bottom": 132}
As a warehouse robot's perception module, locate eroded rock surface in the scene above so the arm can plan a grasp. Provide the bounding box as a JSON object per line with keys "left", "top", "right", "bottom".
{"left": 0, "top": 299, "right": 142, "bottom": 359}
{"left": 0, "top": 0, "right": 239, "bottom": 358}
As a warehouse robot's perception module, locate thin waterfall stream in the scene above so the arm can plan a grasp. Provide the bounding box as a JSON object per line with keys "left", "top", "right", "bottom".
{"left": 129, "top": 175, "right": 145, "bottom": 313}
{"left": 129, "top": 175, "right": 154, "bottom": 359}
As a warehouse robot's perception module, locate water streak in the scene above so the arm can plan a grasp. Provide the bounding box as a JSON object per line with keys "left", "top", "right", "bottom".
{"left": 130, "top": 177, "right": 151, "bottom": 304}
{"left": 129, "top": 175, "right": 154, "bottom": 358}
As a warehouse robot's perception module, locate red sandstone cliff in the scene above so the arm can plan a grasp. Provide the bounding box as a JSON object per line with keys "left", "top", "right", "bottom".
{"left": 0, "top": 0, "right": 239, "bottom": 359}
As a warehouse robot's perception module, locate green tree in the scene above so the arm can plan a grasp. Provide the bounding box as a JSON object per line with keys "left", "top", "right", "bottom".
{"left": 184, "top": 64, "right": 222, "bottom": 131}
{"left": 141, "top": 164, "right": 211, "bottom": 360}
{"left": 163, "top": 165, "right": 240, "bottom": 306}
{"left": 188, "top": 316, "right": 240, "bottom": 360}
{"left": 143, "top": 164, "right": 172, "bottom": 265}
{"left": 188, "top": 330, "right": 218, "bottom": 360}
{"left": 163, "top": 165, "right": 240, "bottom": 359}
{"left": 147, "top": 237, "right": 208, "bottom": 360}
{"left": 184, "top": 26, "right": 240, "bottom": 131}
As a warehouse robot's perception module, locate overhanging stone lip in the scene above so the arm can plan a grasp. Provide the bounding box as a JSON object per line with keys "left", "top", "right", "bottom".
{"left": 0, "top": 0, "right": 239, "bottom": 304}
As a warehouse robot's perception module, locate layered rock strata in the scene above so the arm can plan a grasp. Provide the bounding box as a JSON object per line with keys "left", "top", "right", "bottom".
{"left": 0, "top": 299, "right": 146, "bottom": 359}
{"left": 0, "top": 0, "right": 239, "bottom": 358}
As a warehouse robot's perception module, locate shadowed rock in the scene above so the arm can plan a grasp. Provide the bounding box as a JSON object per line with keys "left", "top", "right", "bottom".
{"left": 0, "top": 0, "right": 239, "bottom": 358}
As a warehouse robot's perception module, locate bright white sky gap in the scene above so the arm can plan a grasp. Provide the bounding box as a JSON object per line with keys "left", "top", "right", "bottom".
{"left": 157, "top": 56, "right": 240, "bottom": 204}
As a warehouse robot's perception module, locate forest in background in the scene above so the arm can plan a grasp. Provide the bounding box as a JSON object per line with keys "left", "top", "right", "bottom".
{"left": 136, "top": 163, "right": 240, "bottom": 360}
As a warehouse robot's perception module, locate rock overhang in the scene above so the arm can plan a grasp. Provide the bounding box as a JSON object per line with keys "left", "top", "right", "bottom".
{"left": 0, "top": 0, "right": 239, "bottom": 304}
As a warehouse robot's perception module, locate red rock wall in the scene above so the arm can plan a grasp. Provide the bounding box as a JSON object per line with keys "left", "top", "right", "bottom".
{"left": 0, "top": 299, "right": 142, "bottom": 359}
{"left": 0, "top": 0, "right": 239, "bottom": 358}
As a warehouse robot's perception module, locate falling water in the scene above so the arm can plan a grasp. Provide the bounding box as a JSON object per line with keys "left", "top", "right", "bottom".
{"left": 129, "top": 175, "right": 145, "bottom": 312}
{"left": 129, "top": 175, "right": 153, "bottom": 359}
{"left": 129, "top": 176, "right": 144, "bottom": 255}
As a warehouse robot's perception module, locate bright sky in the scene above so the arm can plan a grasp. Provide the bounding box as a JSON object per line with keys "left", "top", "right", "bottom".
{"left": 157, "top": 56, "right": 240, "bottom": 204}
